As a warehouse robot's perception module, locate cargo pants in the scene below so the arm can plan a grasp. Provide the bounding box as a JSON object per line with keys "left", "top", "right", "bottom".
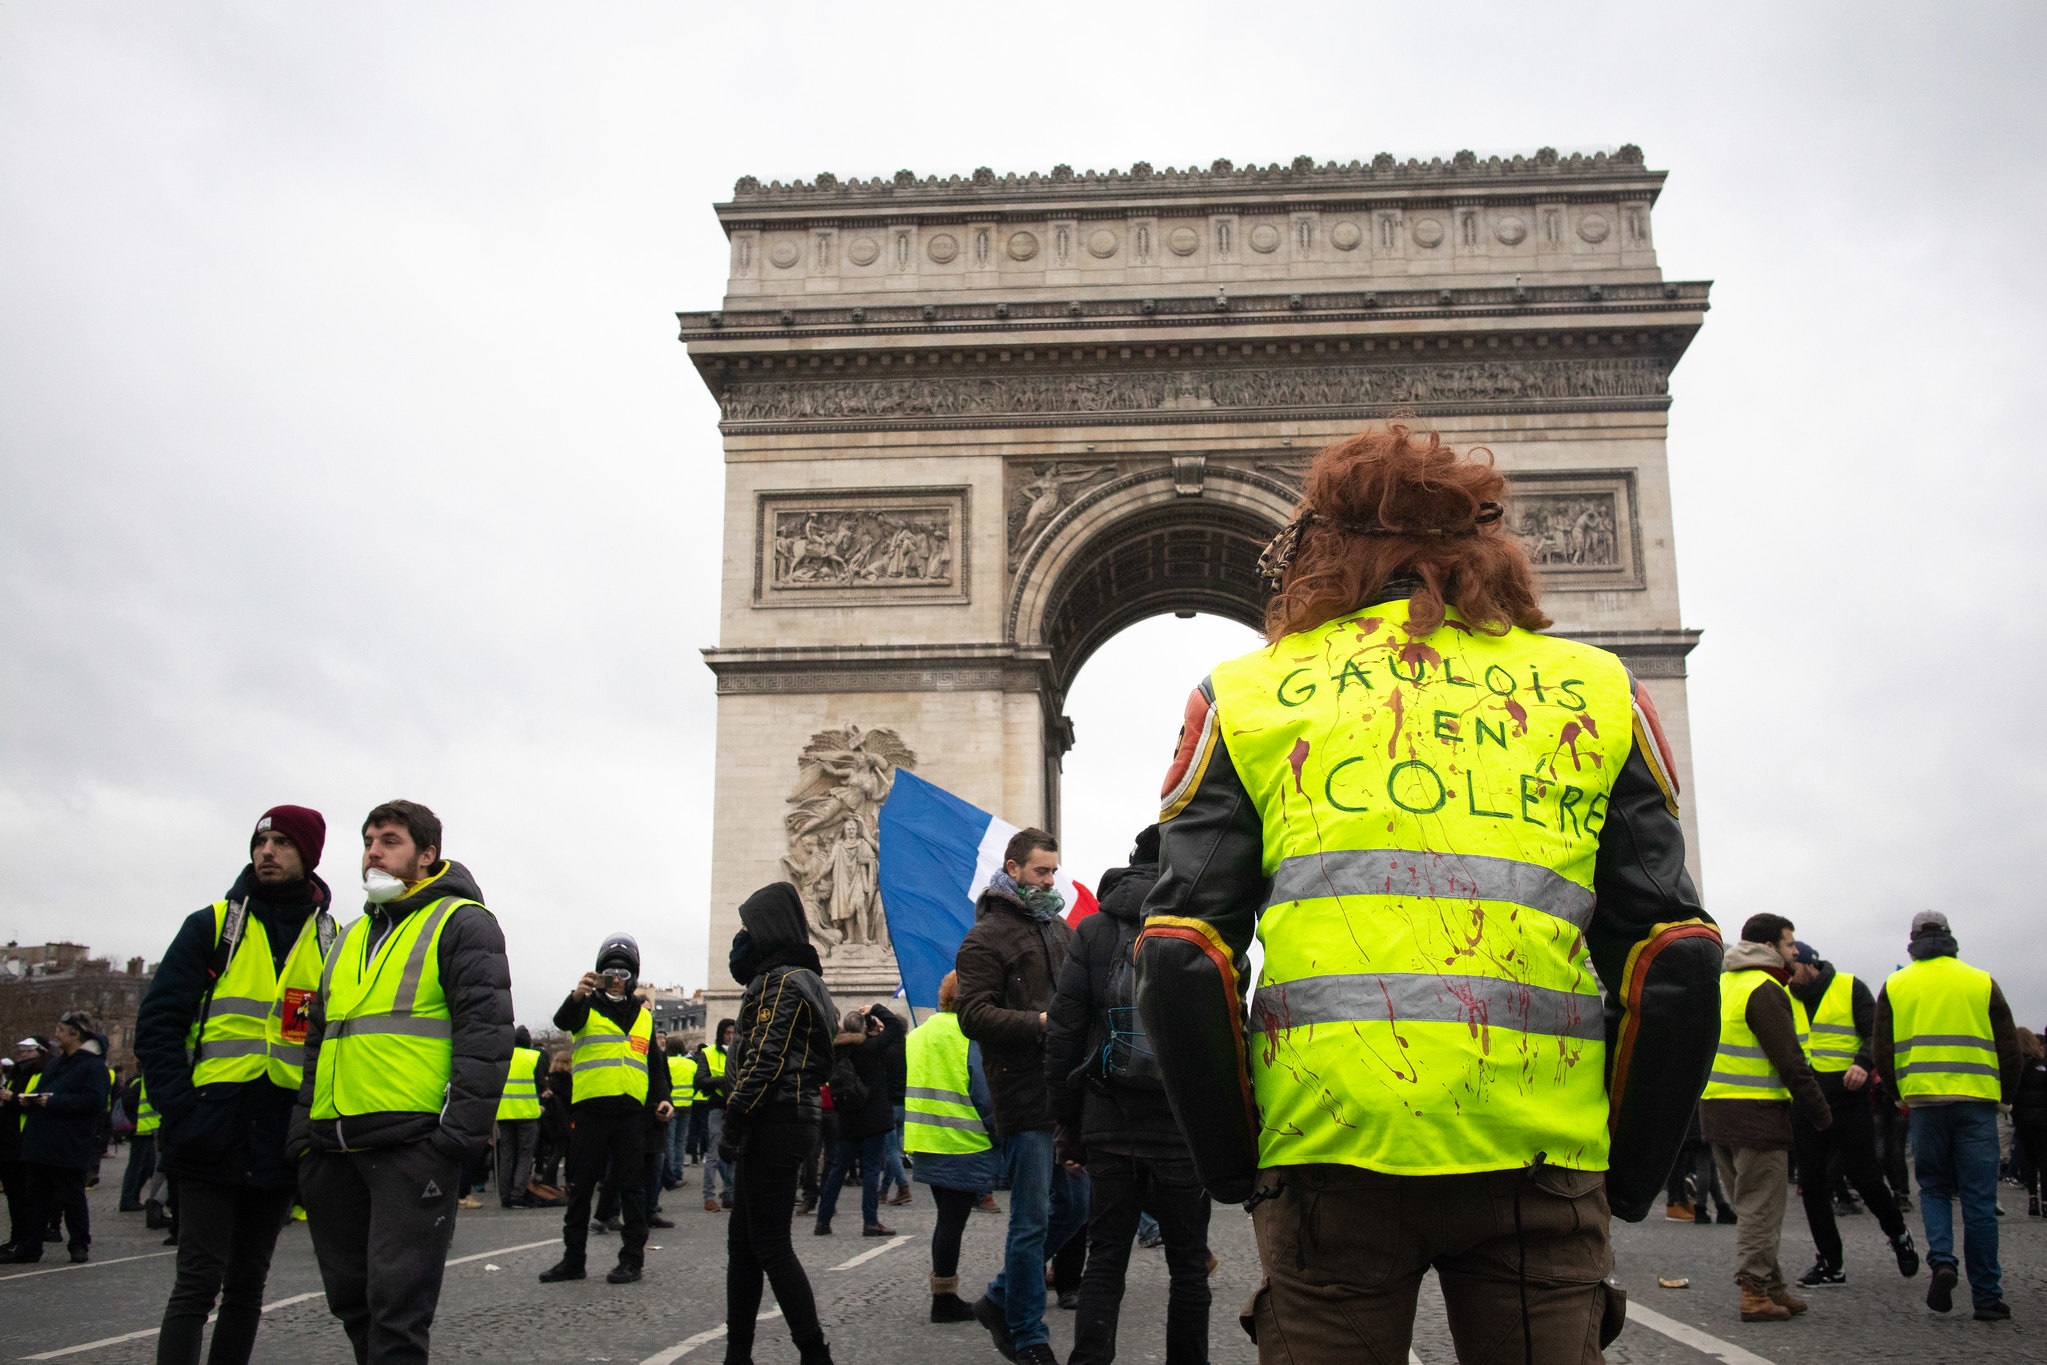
{"left": 1245, "top": 1163, "right": 1616, "bottom": 1364}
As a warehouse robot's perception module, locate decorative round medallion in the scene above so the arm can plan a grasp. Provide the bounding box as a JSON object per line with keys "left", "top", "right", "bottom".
{"left": 1167, "top": 226, "right": 1200, "bottom": 256}
{"left": 1248, "top": 223, "right": 1282, "bottom": 254}
{"left": 1577, "top": 213, "right": 1610, "bottom": 244}
{"left": 926, "top": 233, "right": 959, "bottom": 264}
{"left": 1329, "top": 221, "right": 1363, "bottom": 251}
{"left": 1494, "top": 215, "right": 1528, "bottom": 246}
{"left": 1086, "top": 228, "right": 1119, "bottom": 259}
{"left": 845, "top": 236, "right": 880, "bottom": 267}
{"left": 1006, "top": 231, "right": 1039, "bottom": 262}
{"left": 768, "top": 240, "right": 801, "bottom": 269}
{"left": 1411, "top": 218, "right": 1445, "bottom": 248}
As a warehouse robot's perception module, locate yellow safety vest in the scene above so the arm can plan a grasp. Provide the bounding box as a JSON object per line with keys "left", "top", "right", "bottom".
{"left": 189, "top": 899, "right": 338, "bottom": 1090}
{"left": 1884, "top": 956, "right": 2002, "bottom": 1103}
{"left": 16, "top": 1072, "right": 39, "bottom": 1133}
{"left": 136, "top": 1077, "right": 161, "bottom": 1135}
{"left": 1705, "top": 969, "right": 1805, "bottom": 1100}
{"left": 666, "top": 1052, "right": 697, "bottom": 1103}
{"left": 703, "top": 1044, "right": 726, "bottom": 1087}
{"left": 311, "top": 897, "right": 476, "bottom": 1120}
{"left": 1805, "top": 972, "right": 1860, "bottom": 1074}
{"left": 573, "top": 1005, "right": 653, "bottom": 1103}
{"left": 497, "top": 1045, "right": 543, "bottom": 1121}
{"left": 1203, "top": 603, "right": 1636, "bottom": 1175}
{"left": 904, "top": 1011, "right": 990, "bottom": 1156}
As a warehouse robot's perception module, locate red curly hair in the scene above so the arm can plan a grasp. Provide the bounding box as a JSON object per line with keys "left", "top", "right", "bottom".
{"left": 1263, "top": 425, "right": 1549, "bottom": 640}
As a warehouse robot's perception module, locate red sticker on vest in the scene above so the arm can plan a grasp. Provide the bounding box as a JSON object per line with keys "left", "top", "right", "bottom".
{"left": 279, "top": 988, "right": 314, "bottom": 1044}
{"left": 629, "top": 1034, "right": 649, "bottom": 1055}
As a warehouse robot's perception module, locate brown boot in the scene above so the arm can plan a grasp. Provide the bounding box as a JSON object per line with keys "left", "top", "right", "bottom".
{"left": 1739, "top": 1278, "right": 1791, "bottom": 1322}
{"left": 1664, "top": 1200, "right": 1696, "bottom": 1221}
{"left": 1769, "top": 1283, "right": 1809, "bottom": 1316}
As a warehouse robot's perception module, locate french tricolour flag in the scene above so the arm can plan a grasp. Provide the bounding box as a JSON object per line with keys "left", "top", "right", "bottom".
{"left": 877, "top": 769, "right": 1096, "bottom": 1012}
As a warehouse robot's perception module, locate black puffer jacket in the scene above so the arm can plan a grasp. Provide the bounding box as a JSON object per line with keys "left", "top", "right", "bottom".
{"left": 21, "top": 1035, "right": 113, "bottom": 1170}
{"left": 136, "top": 866, "right": 335, "bottom": 1189}
{"left": 956, "top": 881, "right": 1074, "bottom": 1135}
{"left": 724, "top": 884, "right": 837, "bottom": 1135}
{"left": 831, "top": 1009, "right": 904, "bottom": 1141}
{"left": 290, "top": 860, "right": 514, "bottom": 1160}
{"left": 1045, "top": 853, "right": 1184, "bottom": 1158}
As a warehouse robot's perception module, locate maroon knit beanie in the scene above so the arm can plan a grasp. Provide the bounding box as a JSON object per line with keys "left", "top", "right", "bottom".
{"left": 252, "top": 805, "right": 326, "bottom": 872}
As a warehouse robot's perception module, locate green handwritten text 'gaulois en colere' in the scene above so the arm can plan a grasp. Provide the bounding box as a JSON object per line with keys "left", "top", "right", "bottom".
{"left": 1209, "top": 601, "right": 1636, "bottom": 1177}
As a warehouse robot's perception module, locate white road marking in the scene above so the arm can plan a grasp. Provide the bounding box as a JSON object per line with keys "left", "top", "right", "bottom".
{"left": 1625, "top": 1302, "right": 1778, "bottom": 1365}
{"left": 0, "top": 1250, "right": 176, "bottom": 1282}
{"left": 445, "top": 1237, "right": 559, "bottom": 1267}
{"left": 638, "top": 1307, "right": 781, "bottom": 1365}
{"left": 830, "top": 1234, "right": 910, "bottom": 1271}
{"left": 21, "top": 1292, "right": 322, "bottom": 1360}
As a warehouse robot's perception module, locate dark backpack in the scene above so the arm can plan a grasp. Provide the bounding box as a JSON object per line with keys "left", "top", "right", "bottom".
{"left": 1099, "top": 918, "right": 1164, "bottom": 1089}
{"left": 830, "top": 1047, "right": 870, "bottom": 1114}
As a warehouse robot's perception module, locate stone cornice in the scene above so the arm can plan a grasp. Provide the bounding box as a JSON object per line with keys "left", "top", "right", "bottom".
{"left": 679, "top": 280, "right": 1710, "bottom": 342}
{"left": 702, "top": 643, "right": 1052, "bottom": 696}
{"left": 722, "top": 147, "right": 1662, "bottom": 216}
{"left": 1557, "top": 628, "right": 1701, "bottom": 679}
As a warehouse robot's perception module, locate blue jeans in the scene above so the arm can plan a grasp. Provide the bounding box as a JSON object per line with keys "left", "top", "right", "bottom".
{"left": 984, "top": 1128, "right": 1088, "bottom": 1351}
{"left": 882, "top": 1103, "right": 909, "bottom": 1193}
{"left": 815, "top": 1132, "right": 886, "bottom": 1230}
{"left": 663, "top": 1108, "right": 688, "bottom": 1186}
{"left": 702, "top": 1109, "right": 733, "bottom": 1200}
{"left": 1910, "top": 1101, "right": 2003, "bottom": 1306}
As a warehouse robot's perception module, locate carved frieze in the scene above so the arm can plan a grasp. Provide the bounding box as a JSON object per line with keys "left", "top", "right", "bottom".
{"left": 783, "top": 725, "right": 915, "bottom": 955}
{"left": 1005, "top": 462, "right": 1119, "bottom": 569}
{"left": 720, "top": 358, "right": 1670, "bottom": 428}
{"left": 754, "top": 486, "right": 969, "bottom": 607}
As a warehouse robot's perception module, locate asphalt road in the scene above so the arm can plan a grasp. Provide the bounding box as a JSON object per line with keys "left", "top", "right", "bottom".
{"left": 1, "top": 1173, "right": 2038, "bottom": 1363}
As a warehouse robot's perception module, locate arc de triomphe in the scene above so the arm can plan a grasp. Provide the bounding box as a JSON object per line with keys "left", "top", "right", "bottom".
{"left": 679, "top": 147, "right": 1708, "bottom": 1012}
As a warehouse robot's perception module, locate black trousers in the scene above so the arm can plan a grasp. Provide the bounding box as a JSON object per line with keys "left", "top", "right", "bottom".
{"left": 157, "top": 1179, "right": 293, "bottom": 1365}
{"left": 122, "top": 1134, "right": 158, "bottom": 1209}
{"left": 931, "top": 1184, "right": 978, "bottom": 1278}
{"left": 1873, "top": 1101, "right": 1911, "bottom": 1200}
{"left": 1072, "top": 1151, "right": 1211, "bottom": 1365}
{"left": 302, "top": 1140, "right": 462, "bottom": 1365}
{"left": 2020, "top": 1125, "right": 2047, "bottom": 1202}
{"left": 19, "top": 1163, "right": 89, "bottom": 1259}
{"left": 563, "top": 1107, "right": 646, "bottom": 1268}
{"left": 1794, "top": 1084, "right": 1905, "bottom": 1269}
{"left": 727, "top": 1118, "right": 827, "bottom": 1363}
{"left": 799, "top": 1111, "right": 838, "bottom": 1201}
{"left": 0, "top": 1158, "right": 29, "bottom": 1247}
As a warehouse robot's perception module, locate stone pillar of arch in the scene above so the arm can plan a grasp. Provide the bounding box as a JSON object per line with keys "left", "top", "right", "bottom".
{"left": 681, "top": 148, "right": 1709, "bottom": 1014}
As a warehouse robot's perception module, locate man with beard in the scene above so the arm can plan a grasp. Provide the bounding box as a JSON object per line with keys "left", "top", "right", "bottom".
{"left": 291, "top": 800, "right": 513, "bottom": 1365}
{"left": 134, "top": 805, "right": 338, "bottom": 1363}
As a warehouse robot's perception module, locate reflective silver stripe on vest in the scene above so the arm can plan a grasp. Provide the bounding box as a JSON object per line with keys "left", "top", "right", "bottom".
{"left": 1896, "top": 1034, "right": 1998, "bottom": 1052}
{"left": 270, "top": 1044, "right": 304, "bottom": 1067}
{"left": 905, "top": 1111, "right": 986, "bottom": 1133}
{"left": 205, "top": 997, "right": 274, "bottom": 1019}
{"left": 391, "top": 903, "right": 459, "bottom": 1014}
{"left": 1248, "top": 972, "right": 1602, "bottom": 1042}
{"left": 192, "top": 1037, "right": 269, "bottom": 1061}
{"left": 905, "top": 1085, "right": 972, "bottom": 1106}
{"left": 572, "top": 1056, "right": 649, "bottom": 1074}
{"left": 1264, "top": 849, "right": 1595, "bottom": 932}
{"left": 1895, "top": 1061, "right": 2000, "bottom": 1078}
{"left": 328, "top": 1015, "right": 453, "bottom": 1040}
{"left": 1714, "top": 1043, "right": 1769, "bottom": 1060}
{"left": 1809, "top": 1022, "right": 1858, "bottom": 1036}
{"left": 1706, "top": 1070, "right": 1785, "bottom": 1089}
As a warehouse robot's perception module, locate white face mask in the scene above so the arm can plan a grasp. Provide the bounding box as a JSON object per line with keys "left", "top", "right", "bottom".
{"left": 363, "top": 868, "right": 407, "bottom": 904}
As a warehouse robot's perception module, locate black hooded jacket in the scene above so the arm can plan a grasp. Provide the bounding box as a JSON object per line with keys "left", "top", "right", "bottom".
{"left": 724, "top": 884, "right": 837, "bottom": 1132}
{"left": 1045, "top": 854, "right": 1185, "bottom": 1157}
{"left": 136, "top": 865, "right": 334, "bottom": 1189}
{"left": 19, "top": 1033, "right": 112, "bottom": 1170}
{"left": 290, "top": 860, "right": 514, "bottom": 1160}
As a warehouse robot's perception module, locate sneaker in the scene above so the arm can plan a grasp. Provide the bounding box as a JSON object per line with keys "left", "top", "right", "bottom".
{"left": 1015, "top": 1346, "right": 1058, "bottom": 1365}
{"left": 1056, "top": 1288, "right": 1080, "bottom": 1310}
{"left": 720, "top": 1197, "right": 733, "bottom": 1210}
{"left": 1927, "top": 1262, "right": 1958, "bottom": 1313}
{"left": 813, "top": 1222, "right": 833, "bottom": 1236}
{"left": 1137, "top": 1229, "right": 1164, "bottom": 1249}
{"left": 862, "top": 1222, "right": 896, "bottom": 1237}
{"left": 887, "top": 1188, "right": 913, "bottom": 1206}
{"left": 144, "top": 1199, "right": 167, "bottom": 1229}
{"left": 704, "top": 1199, "right": 721, "bottom": 1213}
{"left": 1797, "top": 1260, "right": 1846, "bottom": 1288}
{"left": 68, "top": 1248, "right": 89, "bottom": 1265}
{"left": 1715, "top": 1207, "right": 1737, "bottom": 1225}
{"left": 796, "top": 1197, "right": 818, "bottom": 1217}
{"left": 606, "top": 1262, "right": 642, "bottom": 1284}
{"left": 1693, "top": 1206, "right": 1711, "bottom": 1225}
{"left": 648, "top": 1215, "right": 675, "bottom": 1229}
{"left": 975, "top": 1194, "right": 1002, "bottom": 1215}
{"left": 1892, "top": 1231, "right": 1920, "bottom": 1278}
{"left": 456, "top": 1196, "right": 483, "bottom": 1210}
{"left": 1833, "top": 1198, "right": 1863, "bottom": 1217}
{"left": 0, "top": 1247, "right": 37, "bottom": 1265}
{"left": 1664, "top": 1200, "right": 1696, "bottom": 1221}
{"left": 1974, "top": 1299, "right": 2012, "bottom": 1322}
{"left": 538, "top": 1260, "right": 586, "bottom": 1283}
{"left": 972, "top": 1296, "right": 1017, "bottom": 1362}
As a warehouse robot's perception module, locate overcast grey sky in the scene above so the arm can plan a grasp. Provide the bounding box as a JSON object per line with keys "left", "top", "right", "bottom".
{"left": 4, "top": 3, "right": 2044, "bottom": 1027}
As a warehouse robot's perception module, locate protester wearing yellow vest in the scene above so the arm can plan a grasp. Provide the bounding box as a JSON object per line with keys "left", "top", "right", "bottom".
{"left": 1877, "top": 910, "right": 2022, "bottom": 1321}
{"left": 0, "top": 1012, "right": 110, "bottom": 1266}
{"left": 538, "top": 933, "right": 673, "bottom": 1287}
{"left": 1699, "top": 916, "right": 1835, "bottom": 1322}
{"left": 905, "top": 971, "right": 997, "bottom": 1324}
{"left": 126, "top": 805, "right": 339, "bottom": 1356}
{"left": 698, "top": 1023, "right": 737, "bottom": 1210}
{"left": 1134, "top": 427, "right": 1722, "bottom": 1364}
{"left": 116, "top": 1072, "right": 160, "bottom": 1215}
{"left": 291, "top": 800, "right": 514, "bottom": 1364}
{"left": 1783, "top": 941, "right": 1919, "bottom": 1291}
{"left": 495, "top": 1028, "right": 546, "bottom": 1209}
{"left": 661, "top": 1040, "right": 694, "bottom": 1189}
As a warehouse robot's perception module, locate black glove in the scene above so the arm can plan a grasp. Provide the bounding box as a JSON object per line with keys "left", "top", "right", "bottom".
{"left": 717, "top": 1113, "right": 744, "bottom": 1165}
